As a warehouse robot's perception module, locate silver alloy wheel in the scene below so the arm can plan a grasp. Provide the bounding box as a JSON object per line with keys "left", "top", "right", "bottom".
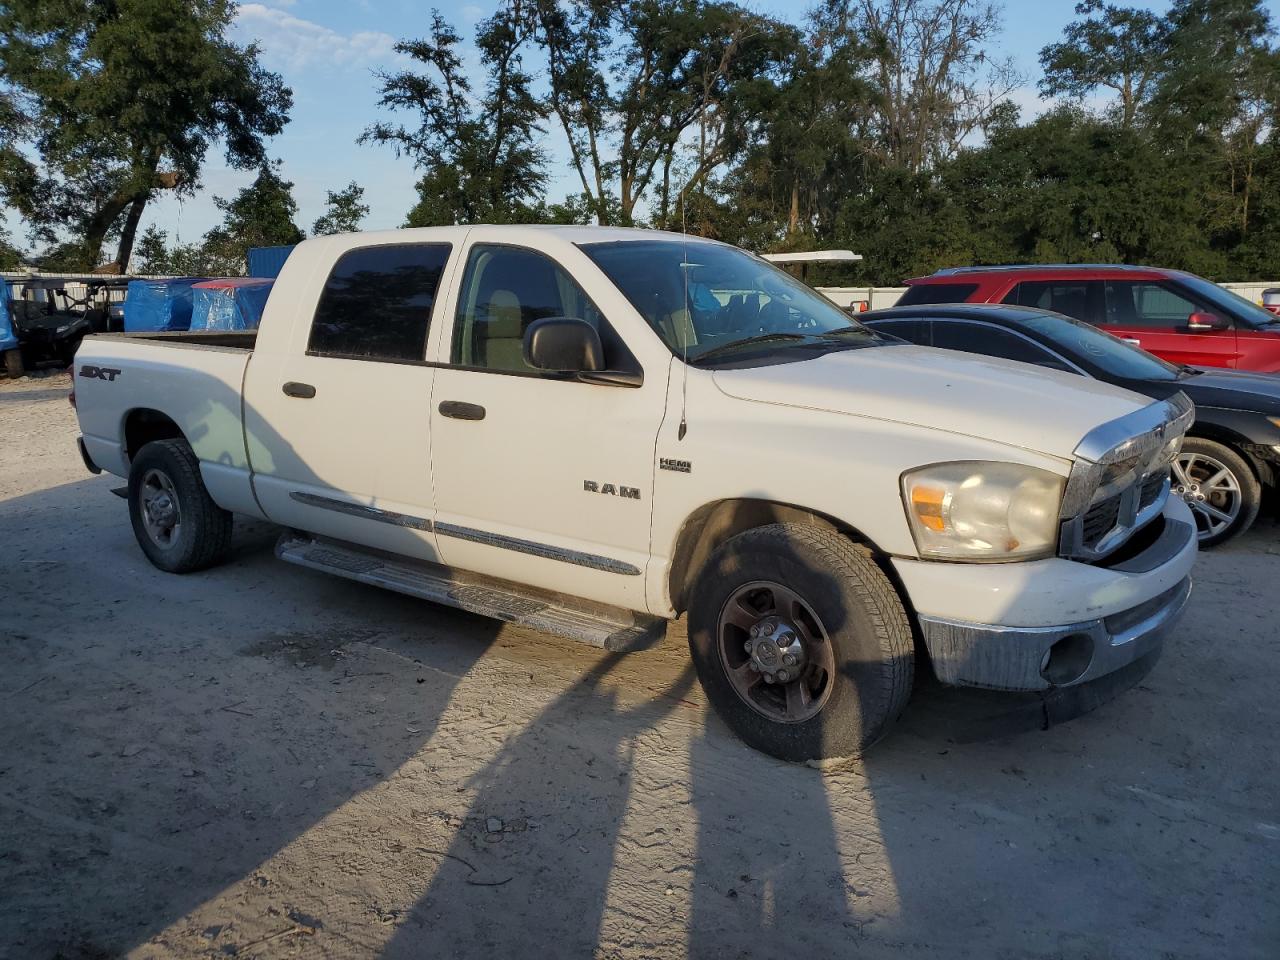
{"left": 1173, "top": 451, "right": 1241, "bottom": 540}
{"left": 139, "top": 468, "right": 182, "bottom": 549}
{"left": 716, "top": 580, "right": 836, "bottom": 724}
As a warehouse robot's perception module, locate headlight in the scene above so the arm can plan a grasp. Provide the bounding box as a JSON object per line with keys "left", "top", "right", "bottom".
{"left": 902, "top": 462, "right": 1066, "bottom": 561}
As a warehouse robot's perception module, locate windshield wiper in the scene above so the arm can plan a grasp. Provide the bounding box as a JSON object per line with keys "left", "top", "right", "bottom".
{"left": 690, "top": 333, "right": 815, "bottom": 364}
{"left": 1177, "top": 364, "right": 1202, "bottom": 379}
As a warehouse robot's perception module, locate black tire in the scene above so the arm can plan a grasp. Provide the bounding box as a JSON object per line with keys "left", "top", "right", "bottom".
{"left": 3, "top": 349, "right": 23, "bottom": 379}
{"left": 687, "top": 522, "right": 914, "bottom": 762}
{"left": 128, "top": 439, "right": 233, "bottom": 573}
{"left": 1175, "top": 437, "right": 1261, "bottom": 548}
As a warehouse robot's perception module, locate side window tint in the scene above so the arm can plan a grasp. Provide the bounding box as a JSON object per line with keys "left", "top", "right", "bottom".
{"left": 1104, "top": 281, "right": 1214, "bottom": 329}
{"left": 1003, "top": 281, "right": 1096, "bottom": 322}
{"left": 308, "top": 244, "right": 450, "bottom": 362}
{"left": 452, "top": 245, "right": 616, "bottom": 373}
{"left": 866, "top": 319, "right": 928, "bottom": 344}
{"left": 895, "top": 283, "right": 979, "bottom": 305}
{"left": 930, "top": 321, "right": 1069, "bottom": 370}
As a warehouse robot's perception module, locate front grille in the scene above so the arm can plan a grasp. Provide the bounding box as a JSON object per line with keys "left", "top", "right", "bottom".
{"left": 1070, "top": 468, "right": 1171, "bottom": 557}
{"left": 1082, "top": 495, "right": 1121, "bottom": 546}
{"left": 1139, "top": 469, "right": 1167, "bottom": 509}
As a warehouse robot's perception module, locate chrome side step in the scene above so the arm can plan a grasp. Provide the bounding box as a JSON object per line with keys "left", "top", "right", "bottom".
{"left": 275, "top": 533, "right": 666, "bottom": 653}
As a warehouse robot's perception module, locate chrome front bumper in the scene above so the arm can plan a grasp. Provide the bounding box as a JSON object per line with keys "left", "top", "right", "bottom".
{"left": 919, "top": 574, "right": 1193, "bottom": 692}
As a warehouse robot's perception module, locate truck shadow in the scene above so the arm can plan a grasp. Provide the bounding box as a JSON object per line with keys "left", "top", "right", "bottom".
{"left": 0, "top": 471, "right": 506, "bottom": 958}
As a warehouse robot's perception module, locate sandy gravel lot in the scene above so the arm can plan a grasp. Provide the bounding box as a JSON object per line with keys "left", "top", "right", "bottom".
{"left": 1, "top": 372, "right": 1277, "bottom": 959}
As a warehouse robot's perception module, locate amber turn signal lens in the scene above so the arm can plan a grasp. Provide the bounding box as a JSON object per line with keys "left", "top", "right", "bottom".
{"left": 910, "top": 485, "right": 947, "bottom": 532}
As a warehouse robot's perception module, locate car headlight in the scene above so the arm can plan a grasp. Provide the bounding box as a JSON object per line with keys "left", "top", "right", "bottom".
{"left": 902, "top": 462, "right": 1066, "bottom": 561}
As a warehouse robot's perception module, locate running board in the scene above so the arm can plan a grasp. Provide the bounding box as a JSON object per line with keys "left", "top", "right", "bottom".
{"left": 275, "top": 534, "right": 666, "bottom": 653}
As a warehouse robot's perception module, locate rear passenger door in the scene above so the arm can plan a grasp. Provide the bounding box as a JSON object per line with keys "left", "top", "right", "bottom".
{"left": 245, "top": 239, "right": 458, "bottom": 561}
{"left": 1002, "top": 279, "right": 1103, "bottom": 325}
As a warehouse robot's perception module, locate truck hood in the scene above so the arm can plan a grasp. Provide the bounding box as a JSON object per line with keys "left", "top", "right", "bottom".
{"left": 711, "top": 344, "right": 1149, "bottom": 460}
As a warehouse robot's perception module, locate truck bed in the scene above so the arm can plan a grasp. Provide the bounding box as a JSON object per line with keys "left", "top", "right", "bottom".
{"left": 75, "top": 332, "right": 259, "bottom": 517}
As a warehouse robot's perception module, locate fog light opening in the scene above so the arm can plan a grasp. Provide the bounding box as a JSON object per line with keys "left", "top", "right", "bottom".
{"left": 1040, "top": 633, "right": 1093, "bottom": 685}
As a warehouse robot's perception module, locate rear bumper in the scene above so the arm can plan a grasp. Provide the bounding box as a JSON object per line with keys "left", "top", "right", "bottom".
{"left": 76, "top": 436, "right": 102, "bottom": 475}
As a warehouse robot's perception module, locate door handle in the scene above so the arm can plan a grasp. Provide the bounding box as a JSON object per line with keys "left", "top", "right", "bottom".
{"left": 282, "top": 381, "right": 316, "bottom": 399}
{"left": 438, "top": 400, "right": 486, "bottom": 421}
{"left": 1121, "top": 338, "right": 1142, "bottom": 346}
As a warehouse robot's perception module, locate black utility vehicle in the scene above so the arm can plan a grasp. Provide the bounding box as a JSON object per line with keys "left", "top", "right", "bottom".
{"left": 8, "top": 277, "right": 129, "bottom": 370}
{"left": 864, "top": 303, "right": 1280, "bottom": 546}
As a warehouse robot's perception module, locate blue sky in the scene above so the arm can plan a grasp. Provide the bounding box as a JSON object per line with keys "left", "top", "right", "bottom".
{"left": 8, "top": 0, "right": 1279, "bottom": 251}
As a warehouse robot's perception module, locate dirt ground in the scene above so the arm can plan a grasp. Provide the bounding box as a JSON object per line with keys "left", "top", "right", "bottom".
{"left": 1, "top": 371, "right": 1277, "bottom": 960}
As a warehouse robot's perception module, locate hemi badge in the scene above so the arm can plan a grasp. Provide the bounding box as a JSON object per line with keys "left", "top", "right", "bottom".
{"left": 660, "top": 458, "right": 691, "bottom": 473}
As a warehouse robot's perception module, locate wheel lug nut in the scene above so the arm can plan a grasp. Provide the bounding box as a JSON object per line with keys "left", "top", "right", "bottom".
{"left": 744, "top": 640, "right": 753, "bottom": 652}
{"left": 776, "top": 669, "right": 789, "bottom": 682}
{"left": 763, "top": 673, "right": 774, "bottom": 683}
{"left": 747, "top": 662, "right": 759, "bottom": 672}
{"left": 782, "top": 654, "right": 795, "bottom": 666}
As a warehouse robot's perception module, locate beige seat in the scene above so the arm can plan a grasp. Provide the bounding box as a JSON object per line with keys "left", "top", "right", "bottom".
{"left": 480, "top": 289, "right": 526, "bottom": 371}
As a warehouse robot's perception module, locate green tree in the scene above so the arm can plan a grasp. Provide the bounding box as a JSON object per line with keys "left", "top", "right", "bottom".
{"left": 0, "top": 225, "right": 23, "bottom": 270}
{"left": 312, "top": 182, "right": 370, "bottom": 235}
{"left": 202, "top": 163, "right": 304, "bottom": 275}
{"left": 0, "top": 0, "right": 291, "bottom": 271}
{"left": 533, "top": 0, "right": 791, "bottom": 225}
{"left": 363, "top": 7, "right": 548, "bottom": 225}
{"left": 131, "top": 224, "right": 172, "bottom": 274}
{"left": 1039, "top": 1, "right": 1169, "bottom": 126}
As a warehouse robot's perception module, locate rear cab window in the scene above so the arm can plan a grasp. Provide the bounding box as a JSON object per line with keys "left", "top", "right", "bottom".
{"left": 896, "top": 282, "right": 979, "bottom": 306}
{"left": 308, "top": 243, "right": 452, "bottom": 363}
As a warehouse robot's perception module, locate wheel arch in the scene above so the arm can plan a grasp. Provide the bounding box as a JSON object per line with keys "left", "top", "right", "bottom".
{"left": 1184, "top": 423, "right": 1272, "bottom": 486}
{"left": 123, "top": 408, "right": 187, "bottom": 464}
{"left": 666, "top": 498, "right": 891, "bottom": 615}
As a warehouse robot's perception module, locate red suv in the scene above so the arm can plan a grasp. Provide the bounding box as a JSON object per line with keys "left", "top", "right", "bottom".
{"left": 899, "top": 265, "right": 1280, "bottom": 373}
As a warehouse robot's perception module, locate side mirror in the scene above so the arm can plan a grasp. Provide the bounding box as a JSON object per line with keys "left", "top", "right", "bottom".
{"left": 523, "top": 317, "right": 605, "bottom": 373}
{"left": 1186, "top": 312, "right": 1229, "bottom": 332}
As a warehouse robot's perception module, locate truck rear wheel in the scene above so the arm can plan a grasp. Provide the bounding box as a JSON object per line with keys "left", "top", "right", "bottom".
{"left": 128, "top": 439, "right": 233, "bottom": 573}
{"left": 687, "top": 522, "right": 914, "bottom": 761}
{"left": 3, "top": 349, "right": 23, "bottom": 379}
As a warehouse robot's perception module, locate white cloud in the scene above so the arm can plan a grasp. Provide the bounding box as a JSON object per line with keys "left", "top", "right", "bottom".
{"left": 234, "top": 4, "right": 399, "bottom": 72}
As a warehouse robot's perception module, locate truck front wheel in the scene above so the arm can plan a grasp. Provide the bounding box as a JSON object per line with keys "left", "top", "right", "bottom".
{"left": 128, "top": 439, "right": 233, "bottom": 573}
{"left": 688, "top": 522, "right": 914, "bottom": 761}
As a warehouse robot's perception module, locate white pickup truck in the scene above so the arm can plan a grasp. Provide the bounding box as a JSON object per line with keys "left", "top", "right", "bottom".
{"left": 73, "top": 226, "right": 1198, "bottom": 760}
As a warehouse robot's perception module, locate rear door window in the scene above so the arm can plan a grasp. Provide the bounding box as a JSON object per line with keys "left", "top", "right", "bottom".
{"left": 1002, "top": 280, "right": 1100, "bottom": 323}
{"left": 896, "top": 283, "right": 979, "bottom": 305}
{"left": 928, "top": 320, "right": 1073, "bottom": 370}
{"left": 308, "top": 243, "right": 451, "bottom": 363}
{"left": 865, "top": 318, "right": 929, "bottom": 344}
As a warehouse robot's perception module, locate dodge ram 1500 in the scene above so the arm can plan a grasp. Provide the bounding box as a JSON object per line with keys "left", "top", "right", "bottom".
{"left": 72, "top": 226, "right": 1197, "bottom": 760}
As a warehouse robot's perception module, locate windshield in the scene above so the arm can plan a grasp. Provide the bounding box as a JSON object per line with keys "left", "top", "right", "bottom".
{"left": 1178, "top": 274, "right": 1280, "bottom": 328}
{"left": 1017, "top": 311, "right": 1184, "bottom": 381}
{"left": 579, "top": 239, "right": 876, "bottom": 361}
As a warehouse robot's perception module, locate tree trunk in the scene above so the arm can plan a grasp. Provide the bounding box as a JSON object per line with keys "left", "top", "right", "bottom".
{"left": 788, "top": 181, "right": 800, "bottom": 235}
{"left": 82, "top": 193, "right": 135, "bottom": 269}
{"left": 115, "top": 194, "right": 149, "bottom": 272}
